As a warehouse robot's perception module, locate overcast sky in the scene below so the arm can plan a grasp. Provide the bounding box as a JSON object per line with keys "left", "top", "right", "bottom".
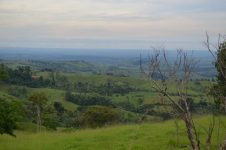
{"left": 0, "top": 0, "right": 225, "bottom": 50}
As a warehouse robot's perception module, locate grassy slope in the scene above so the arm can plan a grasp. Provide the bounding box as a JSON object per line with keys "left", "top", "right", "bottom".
{"left": 28, "top": 88, "right": 77, "bottom": 111}
{"left": 0, "top": 90, "right": 21, "bottom": 102}
{"left": 36, "top": 72, "right": 211, "bottom": 104}
{"left": 0, "top": 116, "right": 225, "bottom": 150}
{"left": 0, "top": 84, "right": 77, "bottom": 111}
{"left": 0, "top": 72, "right": 212, "bottom": 111}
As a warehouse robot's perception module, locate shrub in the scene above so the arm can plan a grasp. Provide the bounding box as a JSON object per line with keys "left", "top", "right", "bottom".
{"left": 81, "top": 106, "right": 119, "bottom": 128}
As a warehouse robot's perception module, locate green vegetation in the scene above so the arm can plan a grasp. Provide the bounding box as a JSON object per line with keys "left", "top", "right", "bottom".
{"left": 81, "top": 106, "right": 119, "bottom": 128}
{"left": 0, "top": 52, "right": 225, "bottom": 149}
{"left": 209, "top": 41, "right": 226, "bottom": 112}
{"left": 0, "top": 64, "right": 216, "bottom": 131}
{"left": 0, "top": 116, "right": 225, "bottom": 150}
{"left": 0, "top": 98, "right": 23, "bottom": 136}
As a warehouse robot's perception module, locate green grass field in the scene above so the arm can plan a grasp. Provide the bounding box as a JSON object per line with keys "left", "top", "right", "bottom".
{"left": 0, "top": 70, "right": 219, "bottom": 150}
{"left": 34, "top": 72, "right": 214, "bottom": 105}
{"left": 0, "top": 116, "right": 225, "bottom": 150}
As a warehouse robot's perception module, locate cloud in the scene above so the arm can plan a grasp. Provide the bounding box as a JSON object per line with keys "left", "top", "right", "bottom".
{"left": 0, "top": 0, "right": 225, "bottom": 49}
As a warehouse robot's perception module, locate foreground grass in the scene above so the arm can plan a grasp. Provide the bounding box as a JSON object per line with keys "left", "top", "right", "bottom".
{"left": 0, "top": 116, "right": 225, "bottom": 150}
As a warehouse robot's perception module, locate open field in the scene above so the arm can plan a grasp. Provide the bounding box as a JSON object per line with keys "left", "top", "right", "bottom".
{"left": 0, "top": 116, "right": 225, "bottom": 150}
{"left": 0, "top": 73, "right": 212, "bottom": 112}
{"left": 0, "top": 59, "right": 220, "bottom": 150}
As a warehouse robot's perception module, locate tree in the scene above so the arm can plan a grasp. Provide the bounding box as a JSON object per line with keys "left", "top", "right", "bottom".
{"left": 0, "top": 64, "right": 8, "bottom": 81}
{"left": 43, "top": 104, "right": 58, "bottom": 130}
{"left": 208, "top": 40, "right": 226, "bottom": 113}
{"left": 28, "top": 92, "right": 48, "bottom": 132}
{"left": 140, "top": 49, "right": 214, "bottom": 150}
{"left": 205, "top": 33, "right": 226, "bottom": 149}
{"left": 54, "top": 102, "right": 65, "bottom": 115}
{"left": 49, "top": 71, "right": 56, "bottom": 87}
{"left": 7, "top": 66, "right": 32, "bottom": 85}
{"left": 0, "top": 98, "right": 22, "bottom": 136}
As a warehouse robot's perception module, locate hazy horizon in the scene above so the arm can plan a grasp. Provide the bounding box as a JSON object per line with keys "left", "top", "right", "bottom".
{"left": 0, "top": 47, "right": 213, "bottom": 62}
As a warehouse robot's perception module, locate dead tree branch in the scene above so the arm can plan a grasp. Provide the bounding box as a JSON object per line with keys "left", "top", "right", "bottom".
{"left": 140, "top": 48, "right": 200, "bottom": 150}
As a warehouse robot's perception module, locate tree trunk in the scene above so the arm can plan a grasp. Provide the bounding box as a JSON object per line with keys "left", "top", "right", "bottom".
{"left": 182, "top": 99, "right": 200, "bottom": 150}
{"left": 36, "top": 105, "right": 41, "bottom": 132}
{"left": 183, "top": 113, "right": 197, "bottom": 150}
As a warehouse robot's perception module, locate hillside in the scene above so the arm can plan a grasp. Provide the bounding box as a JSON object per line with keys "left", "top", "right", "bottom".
{"left": 0, "top": 51, "right": 224, "bottom": 150}
{"left": 0, "top": 116, "right": 225, "bottom": 150}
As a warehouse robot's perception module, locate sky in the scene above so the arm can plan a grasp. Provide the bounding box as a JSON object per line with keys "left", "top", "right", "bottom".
{"left": 0, "top": 0, "right": 225, "bottom": 50}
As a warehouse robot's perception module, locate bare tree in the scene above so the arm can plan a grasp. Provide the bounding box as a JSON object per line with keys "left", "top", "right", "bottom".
{"left": 140, "top": 48, "right": 202, "bottom": 149}
{"left": 140, "top": 47, "right": 223, "bottom": 150}
{"left": 139, "top": 33, "right": 226, "bottom": 149}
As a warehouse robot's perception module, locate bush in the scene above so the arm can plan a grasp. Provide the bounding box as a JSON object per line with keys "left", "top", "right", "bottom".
{"left": 81, "top": 106, "right": 119, "bottom": 128}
